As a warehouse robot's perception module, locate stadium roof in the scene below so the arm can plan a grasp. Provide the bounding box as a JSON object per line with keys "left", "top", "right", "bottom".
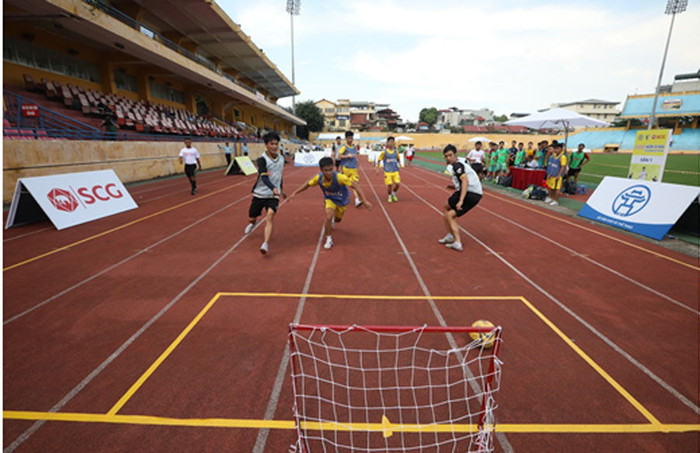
{"left": 110, "top": 0, "right": 298, "bottom": 99}
{"left": 558, "top": 99, "right": 620, "bottom": 107}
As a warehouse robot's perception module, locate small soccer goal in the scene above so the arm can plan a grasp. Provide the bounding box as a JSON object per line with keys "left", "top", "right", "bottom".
{"left": 288, "top": 323, "right": 503, "bottom": 452}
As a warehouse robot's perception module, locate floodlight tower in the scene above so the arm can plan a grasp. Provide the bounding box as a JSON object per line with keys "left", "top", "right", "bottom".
{"left": 648, "top": 0, "right": 688, "bottom": 130}
{"left": 286, "top": 0, "right": 301, "bottom": 113}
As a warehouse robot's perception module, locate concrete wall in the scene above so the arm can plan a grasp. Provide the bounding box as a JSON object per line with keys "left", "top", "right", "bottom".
{"left": 2, "top": 140, "right": 271, "bottom": 203}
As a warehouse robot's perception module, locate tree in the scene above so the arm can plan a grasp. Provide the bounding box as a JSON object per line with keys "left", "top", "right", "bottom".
{"left": 293, "top": 100, "right": 324, "bottom": 140}
{"left": 493, "top": 114, "right": 509, "bottom": 123}
{"left": 419, "top": 107, "right": 438, "bottom": 127}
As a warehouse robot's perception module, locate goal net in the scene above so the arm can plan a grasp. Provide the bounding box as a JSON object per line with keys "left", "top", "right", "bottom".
{"left": 288, "top": 324, "right": 503, "bottom": 452}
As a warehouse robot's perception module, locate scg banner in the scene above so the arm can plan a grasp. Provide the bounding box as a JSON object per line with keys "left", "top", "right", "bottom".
{"left": 578, "top": 177, "right": 699, "bottom": 240}
{"left": 6, "top": 170, "right": 138, "bottom": 230}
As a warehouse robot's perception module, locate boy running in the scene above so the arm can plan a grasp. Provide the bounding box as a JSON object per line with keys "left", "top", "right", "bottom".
{"left": 337, "top": 130, "right": 363, "bottom": 207}
{"left": 178, "top": 138, "right": 202, "bottom": 195}
{"left": 375, "top": 136, "right": 401, "bottom": 202}
{"left": 438, "top": 145, "right": 483, "bottom": 252}
{"left": 244, "top": 131, "right": 287, "bottom": 255}
{"left": 290, "top": 157, "right": 372, "bottom": 250}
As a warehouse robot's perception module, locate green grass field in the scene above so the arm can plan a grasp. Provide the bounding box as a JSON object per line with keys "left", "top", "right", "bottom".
{"left": 415, "top": 151, "right": 700, "bottom": 187}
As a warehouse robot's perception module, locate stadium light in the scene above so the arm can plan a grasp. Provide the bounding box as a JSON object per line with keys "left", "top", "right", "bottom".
{"left": 648, "top": 0, "right": 688, "bottom": 130}
{"left": 286, "top": 0, "right": 301, "bottom": 113}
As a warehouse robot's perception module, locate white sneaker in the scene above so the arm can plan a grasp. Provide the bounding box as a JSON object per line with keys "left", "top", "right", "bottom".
{"left": 259, "top": 242, "right": 268, "bottom": 255}
{"left": 323, "top": 236, "right": 333, "bottom": 250}
{"left": 446, "top": 242, "right": 463, "bottom": 252}
{"left": 544, "top": 197, "right": 552, "bottom": 203}
{"left": 549, "top": 200, "right": 558, "bottom": 206}
{"left": 355, "top": 198, "right": 363, "bottom": 208}
{"left": 244, "top": 222, "right": 255, "bottom": 234}
{"left": 438, "top": 234, "right": 455, "bottom": 244}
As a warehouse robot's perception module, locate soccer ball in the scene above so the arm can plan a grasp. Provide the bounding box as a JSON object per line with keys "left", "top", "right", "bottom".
{"left": 469, "top": 319, "right": 496, "bottom": 349}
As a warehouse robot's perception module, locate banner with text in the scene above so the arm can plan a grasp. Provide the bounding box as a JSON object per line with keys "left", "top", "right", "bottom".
{"left": 577, "top": 176, "right": 699, "bottom": 240}
{"left": 5, "top": 170, "right": 138, "bottom": 230}
{"left": 294, "top": 151, "right": 330, "bottom": 167}
{"left": 627, "top": 129, "right": 671, "bottom": 182}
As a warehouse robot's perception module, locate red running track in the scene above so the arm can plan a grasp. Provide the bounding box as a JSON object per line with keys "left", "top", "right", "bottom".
{"left": 3, "top": 161, "right": 699, "bottom": 452}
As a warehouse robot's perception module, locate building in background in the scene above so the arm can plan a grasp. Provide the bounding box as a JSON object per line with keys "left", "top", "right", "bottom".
{"left": 548, "top": 99, "right": 620, "bottom": 124}
{"left": 435, "top": 107, "right": 495, "bottom": 130}
{"left": 315, "top": 98, "right": 403, "bottom": 132}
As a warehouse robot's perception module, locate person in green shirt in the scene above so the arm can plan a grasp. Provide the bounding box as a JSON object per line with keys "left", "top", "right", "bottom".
{"left": 514, "top": 142, "right": 527, "bottom": 167}
{"left": 566, "top": 143, "right": 590, "bottom": 186}
{"left": 495, "top": 141, "right": 509, "bottom": 178}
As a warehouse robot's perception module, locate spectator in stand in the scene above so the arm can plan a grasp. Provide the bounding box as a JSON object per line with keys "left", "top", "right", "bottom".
{"left": 101, "top": 115, "right": 118, "bottom": 141}
{"left": 243, "top": 141, "right": 249, "bottom": 156}
{"left": 514, "top": 142, "right": 526, "bottom": 167}
{"left": 466, "top": 141, "right": 486, "bottom": 180}
{"left": 178, "top": 138, "right": 202, "bottom": 195}
{"left": 566, "top": 143, "right": 590, "bottom": 186}
{"left": 218, "top": 142, "right": 234, "bottom": 166}
{"left": 332, "top": 136, "right": 343, "bottom": 169}
{"left": 494, "top": 141, "right": 509, "bottom": 179}
{"left": 545, "top": 142, "right": 567, "bottom": 206}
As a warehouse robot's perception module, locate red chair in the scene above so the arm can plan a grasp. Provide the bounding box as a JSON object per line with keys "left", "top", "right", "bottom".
{"left": 19, "top": 129, "right": 36, "bottom": 139}
{"left": 23, "top": 74, "right": 36, "bottom": 91}
{"left": 35, "top": 130, "right": 50, "bottom": 140}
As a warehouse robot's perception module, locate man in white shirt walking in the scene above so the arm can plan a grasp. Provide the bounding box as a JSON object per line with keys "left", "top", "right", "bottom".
{"left": 179, "top": 138, "right": 202, "bottom": 195}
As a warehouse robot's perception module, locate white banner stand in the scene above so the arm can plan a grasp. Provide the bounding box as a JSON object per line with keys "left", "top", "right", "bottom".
{"left": 6, "top": 170, "right": 138, "bottom": 230}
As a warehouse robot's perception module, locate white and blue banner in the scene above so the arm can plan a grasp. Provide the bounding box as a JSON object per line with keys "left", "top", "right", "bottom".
{"left": 294, "top": 151, "right": 330, "bottom": 167}
{"left": 578, "top": 177, "right": 700, "bottom": 240}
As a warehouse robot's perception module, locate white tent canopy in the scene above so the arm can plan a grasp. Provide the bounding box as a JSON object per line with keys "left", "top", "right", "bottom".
{"left": 395, "top": 135, "right": 413, "bottom": 141}
{"left": 468, "top": 136, "right": 492, "bottom": 143}
{"left": 504, "top": 108, "right": 610, "bottom": 130}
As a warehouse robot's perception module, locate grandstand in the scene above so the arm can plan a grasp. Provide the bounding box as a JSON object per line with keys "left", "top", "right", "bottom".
{"left": 3, "top": 0, "right": 306, "bottom": 200}
{"left": 568, "top": 71, "right": 700, "bottom": 153}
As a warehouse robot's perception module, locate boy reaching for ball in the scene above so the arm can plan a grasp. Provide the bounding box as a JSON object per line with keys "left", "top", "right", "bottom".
{"left": 289, "top": 157, "right": 373, "bottom": 250}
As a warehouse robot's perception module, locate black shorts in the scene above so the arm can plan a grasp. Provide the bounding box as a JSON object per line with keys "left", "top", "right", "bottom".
{"left": 335, "top": 159, "right": 341, "bottom": 169}
{"left": 448, "top": 191, "right": 482, "bottom": 217}
{"left": 184, "top": 163, "right": 197, "bottom": 177}
{"left": 567, "top": 167, "right": 581, "bottom": 177}
{"left": 249, "top": 196, "right": 279, "bottom": 218}
{"left": 471, "top": 162, "right": 484, "bottom": 175}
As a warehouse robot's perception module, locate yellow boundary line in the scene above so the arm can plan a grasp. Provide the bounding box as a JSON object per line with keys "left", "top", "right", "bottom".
{"left": 4, "top": 411, "right": 698, "bottom": 434}
{"left": 7, "top": 292, "right": 693, "bottom": 436}
{"left": 3, "top": 179, "right": 248, "bottom": 272}
{"left": 487, "top": 192, "right": 700, "bottom": 271}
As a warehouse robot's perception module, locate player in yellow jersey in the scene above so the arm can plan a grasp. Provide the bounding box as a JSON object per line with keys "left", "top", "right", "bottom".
{"left": 337, "top": 130, "right": 363, "bottom": 207}
{"left": 375, "top": 136, "right": 401, "bottom": 202}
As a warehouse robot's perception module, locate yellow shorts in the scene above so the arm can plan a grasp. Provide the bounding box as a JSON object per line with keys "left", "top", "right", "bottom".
{"left": 546, "top": 176, "right": 562, "bottom": 190}
{"left": 324, "top": 199, "right": 347, "bottom": 219}
{"left": 384, "top": 171, "right": 400, "bottom": 186}
{"left": 342, "top": 167, "right": 359, "bottom": 182}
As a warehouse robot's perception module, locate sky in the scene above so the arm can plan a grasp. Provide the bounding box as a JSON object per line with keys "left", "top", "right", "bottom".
{"left": 218, "top": 0, "right": 700, "bottom": 123}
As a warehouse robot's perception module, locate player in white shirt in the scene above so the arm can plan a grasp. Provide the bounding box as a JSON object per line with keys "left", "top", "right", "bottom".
{"left": 178, "top": 138, "right": 202, "bottom": 195}
{"left": 466, "top": 141, "right": 486, "bottom": 180}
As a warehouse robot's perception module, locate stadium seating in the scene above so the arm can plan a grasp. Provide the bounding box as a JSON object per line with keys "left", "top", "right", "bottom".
{"left": 568, "top": 128, "right": 700, "bottom": 152}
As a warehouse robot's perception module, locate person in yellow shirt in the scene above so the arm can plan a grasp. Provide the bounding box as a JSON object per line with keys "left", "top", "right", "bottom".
{"left": 375, "top": 136, "right": 401, "bottom": 202}
{"left": 337, "top": 130, "right": 363, "bottom": 207}
{"left": 290, "top": 157, "right": 373, "bottom": 250}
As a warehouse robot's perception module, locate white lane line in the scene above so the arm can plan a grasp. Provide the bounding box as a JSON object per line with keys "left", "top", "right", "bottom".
{"left": 411, "top": 167, "right": 699, "bottom": 315}
{"left": 401, "top": 180, "right": 700, "bottom": 416}
{"left": 3, "top": 194, "right": 250, "bottom": 325}
{"left": 253, "top": 227, "right": 325, "bottom": 453}
{"left": 360, "top": 166, "right": 514, "bottom": 453}
{"left": 4, "top": 219, "right": 268, "bottom": 452}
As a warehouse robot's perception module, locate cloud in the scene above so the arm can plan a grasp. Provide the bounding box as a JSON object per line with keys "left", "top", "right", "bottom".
{"left": 220, "top": 0, "right": 700, "bottom": 121}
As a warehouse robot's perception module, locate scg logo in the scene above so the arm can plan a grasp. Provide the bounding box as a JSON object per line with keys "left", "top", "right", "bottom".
{"left": 611, "top": 185, "right": 651, "bottom": 217}
{"left": 47, "top": 188, "right": 79, "bottom": 212}
{"left": 46, "top": 184, "right": 124, "bottom": 212}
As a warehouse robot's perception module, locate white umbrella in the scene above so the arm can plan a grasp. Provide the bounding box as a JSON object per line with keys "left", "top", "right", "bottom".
{"left": 505, "top": 108, "right": 609, "bottom": 149}
{"left": 395, "top": 135, "right": 413, "bottom": 141}
{"left": 468, "top": 136, "right": 492, "bottom": 143}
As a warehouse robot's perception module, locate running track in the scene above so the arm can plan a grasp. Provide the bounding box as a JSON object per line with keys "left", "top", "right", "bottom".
{"left": 3, "top": 161, "right": 699, "bottom": 452}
